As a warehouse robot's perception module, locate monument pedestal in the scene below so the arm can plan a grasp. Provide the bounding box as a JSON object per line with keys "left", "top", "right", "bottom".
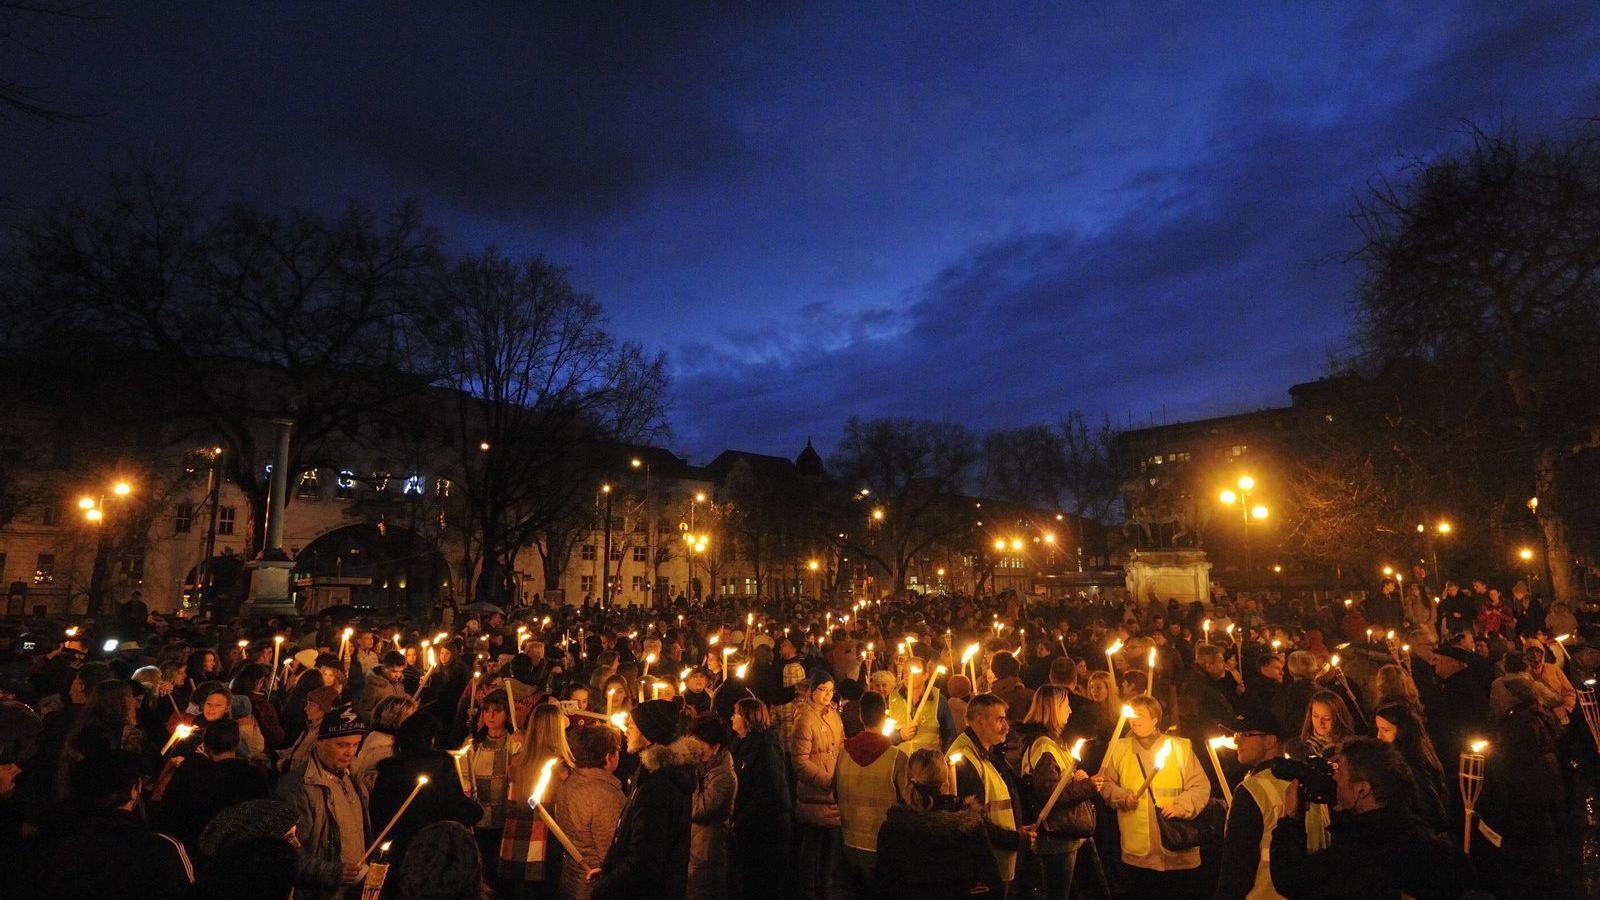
{"left": 1124, "top": 549, "right": 1211, "bottom": 605}
{"left": 241, "top": 557, "right": 299, "bottom": 620}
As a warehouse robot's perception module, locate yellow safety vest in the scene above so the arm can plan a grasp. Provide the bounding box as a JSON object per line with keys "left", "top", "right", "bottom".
{"left": 1109, "top": 735, "right": 1193, "bottom": 858}
{"left": 836, "top": 745, "right": 903, "bottom": 851}
{"left": 949, "top": 732, "right": 1017, "bottom": 881}
{"left": 1237, "top": 769, "right": 1331, "bottom": 900}
{"left": 895, "top": 686, "right": 942, "bottom": 754}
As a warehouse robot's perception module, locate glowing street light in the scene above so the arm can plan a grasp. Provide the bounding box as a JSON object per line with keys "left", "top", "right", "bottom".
{"left": 112, "top": 481, "right": 131, "bottom": 496}
{"left": 1250, "top": 504, "right": 1268, "bottom": 520}
{"left": 1237, "top": 475, "right": 1255, "bottom": 491}
{"left": 1519, "top": 547, "right": 1535, "bottom": 561}
{"left": 1219, "top": 489, "right": 1237, "bottom": 505}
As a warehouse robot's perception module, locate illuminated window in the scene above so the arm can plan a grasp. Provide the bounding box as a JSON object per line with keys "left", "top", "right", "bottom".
{"left": 336, "top": 471, "right": 356, "bottom": 500}
{"left": 403, "top": 475, "right": 425, "bottom": 496}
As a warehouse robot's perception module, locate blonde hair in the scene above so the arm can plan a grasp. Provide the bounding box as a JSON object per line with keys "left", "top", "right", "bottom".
{"left": 1023, "top": 684, "right": 1074, "bottom": 740}
{"left": 1370, "top": 664, "right": 1421, "bottom": 712}
{"left": 1086, "top": 670, "right": 1117, "bottom": 702}
{"left": 509, "top": 701, "right": 575, "bottom": 798}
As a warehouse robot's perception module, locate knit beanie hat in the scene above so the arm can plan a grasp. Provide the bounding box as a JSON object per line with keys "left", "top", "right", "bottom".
{"left": 632, "top": 699, "right": 681, "bottom": 747}
{"left": 198, "top": 799, "right": 299, "bottom": 857}
{"left": 393, "top": 821, "right": 482, "bottom": 900}
{"left": 781, "top": 661, "right": 808, "bottom": 688}
{"left": 293, "top": 648, "right": 319, "bottom": 669}
{"left": 318, "top": 703, "right": 369, "bottom": 740}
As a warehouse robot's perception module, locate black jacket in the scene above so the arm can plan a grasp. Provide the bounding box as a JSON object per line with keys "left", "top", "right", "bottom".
{"left": 871, "top": 800, "right": 1002, "bottom": 900}
{"left": 593, "top": 734, "right": 698, "bottom": 900}
{"left": 157, "top": 754, "right": 270, "bottom": 845}
{"left": 31, "top": 805, "right": 193, "bottom": 900}
{"left": 369, "top": 749, "right": 483, "bottom": 866}
{"left": 730, "top": 726, "right": 790, "bottom": 843}
{"left": 1269, "top": 804, "right": 1471, "bottom": 899}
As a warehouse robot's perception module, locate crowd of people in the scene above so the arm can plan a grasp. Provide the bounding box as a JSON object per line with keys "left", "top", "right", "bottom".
{"left": 0, "top": 574, "right": 1595, "bottom": 900}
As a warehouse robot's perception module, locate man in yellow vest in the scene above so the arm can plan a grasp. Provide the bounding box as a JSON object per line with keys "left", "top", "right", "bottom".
{"left": 833, "top": 692, "right": 907, "bottom": 900}
{"left": 951, "top": 693, "right": 1036, "bottom": 898}
{"left": 1213, "top": 709, "right": 1330, "bottom": 900}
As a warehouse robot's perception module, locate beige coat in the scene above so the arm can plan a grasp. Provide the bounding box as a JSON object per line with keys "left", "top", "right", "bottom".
{"left": 790, "top": 701, "right": 843, "bottom": 827}
{"left": 551, "top": 766, "right": 627, "bottom": 900}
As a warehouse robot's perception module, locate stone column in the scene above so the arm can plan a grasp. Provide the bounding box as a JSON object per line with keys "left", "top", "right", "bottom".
{"left": 243, "top": 418, "right": 298, "bottom": 620}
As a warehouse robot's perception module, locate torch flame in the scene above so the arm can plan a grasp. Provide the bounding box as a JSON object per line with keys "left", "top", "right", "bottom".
{"left": 1120, "top": 703, "right": 1137, "bottom": 719}
{"left": 381, "top": 841, "right": 392, "bottom": 853}
{"left": 1329, "top": 654, "right": 1341, "bottom": 667}
{"left": 882, "top": 717, "right": 897, "bottom": 736}
{"left": 948, "top": 752, "right": 963, "bottom": 765}
{"left": 1469, "top": 739, "right": 1489, "bottom": 754}
{"left": 1106, "top": 639, "right": 1124, "bottom": 656}
{"left": 1210, "top": 735, "right": 1237, "bottom": 750}
{"left": 1069, "top": 738, "right": 1086, "bottom": 761}
{"left": 961, "top": 643, "right": 980, "bottom": 664}
{"left": 1147, "top": 647, "right": 1157, "bottom": 669}
{"left": 1151, "top": 739, "right": 1173, "bottom": 771}
{"left": 709, "top": 635, "right": 720, "bottom": 646}
{"left": 530, "top": 757, "right": 557, "bottom": 805}
{"left": 175, "top": 723, "right": 195, "bottom": 739}
{"left": 610, "top": 712, "right": 628, "bottom": 730}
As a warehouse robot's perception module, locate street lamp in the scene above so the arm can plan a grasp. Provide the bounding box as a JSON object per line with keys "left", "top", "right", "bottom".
{"left": 82, "top": 479, "right": 134, "bottom": 615}
{"left": 599, "top": 484, "right": 614, "bottom": 607}
{"left": 1218, "top": 476, "right": 1268, "bottom": 584}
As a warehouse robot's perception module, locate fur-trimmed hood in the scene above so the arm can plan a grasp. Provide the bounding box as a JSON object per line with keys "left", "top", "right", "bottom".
{"left": 639, "top": 734, "right": 707, "bottom": 773}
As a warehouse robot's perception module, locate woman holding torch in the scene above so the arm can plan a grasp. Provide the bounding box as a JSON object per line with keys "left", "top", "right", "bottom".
{"left": 1017, "top": 685, "right": 1100, "bottom": 900}
{"left": 500, "top": 702, "right": 575, "bottom": 897}
{"left": 1097, "top": 694, "right": 1211, "bottom": 897}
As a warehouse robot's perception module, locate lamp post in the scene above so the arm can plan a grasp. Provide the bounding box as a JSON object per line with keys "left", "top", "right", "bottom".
{"left": 81, "top": 479, "right": 133, "bottom": 617}
{"left": 600, "top": 484, "right": 613, "bottom": 608}
{"left": 1218, "top": 476, "right": 1268, "bottom": 587}
{"left": 808, "top": 558, "right": 821, "bottom": 600}
{"left": 1418, "top": 520, "right": 1451, "bottom": 588}
{"left": 631, "top": 457, "right": 655, "bottom": 607}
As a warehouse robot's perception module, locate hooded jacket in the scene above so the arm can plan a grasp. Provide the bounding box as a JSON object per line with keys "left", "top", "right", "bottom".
{"left": 870, "top": 800, "right": 1002, "bottom": 900}
{"left": 593, "top": 734, "right": 701, "bottom": 900}
{"left": 276, "top": 753, "right": 370, "bottom": 900}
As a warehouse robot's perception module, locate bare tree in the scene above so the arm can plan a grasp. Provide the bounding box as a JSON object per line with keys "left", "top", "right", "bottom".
{"left": 428, "top": 250, "right": 666, "bottom": 602}
{"left": 982, "top": 411, "right": 1121, "bottom": 523}
{"left": 1353, "top": 120, "right": 1600, "bottom": 601}
{"left": 13, "top": 161, "right": 444, "bottom": 556}
{"left": 831, "top": 417, "right": 978, "bottom": 592}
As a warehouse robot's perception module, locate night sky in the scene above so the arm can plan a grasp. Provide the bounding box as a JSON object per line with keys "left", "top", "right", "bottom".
{"left": 5, "top": 3, "right": 1599, "bottom": 462}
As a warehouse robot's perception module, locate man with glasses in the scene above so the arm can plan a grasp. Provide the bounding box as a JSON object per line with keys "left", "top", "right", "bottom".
{"left": 1213, "top": 709, "right": 1329, "bottom": 900}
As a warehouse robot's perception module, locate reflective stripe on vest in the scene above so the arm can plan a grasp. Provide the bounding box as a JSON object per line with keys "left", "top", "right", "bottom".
{"left": 1238, "top": 769, "right": 1332, "bottom": 900}
{"left": 837, "top": 746, "right": 900, "bottom": 851}
{"left": 950, "top": 732, "right": 1017, "bottom": 881}
{"left": 1111, "top": 736, "right": 1192, "bottom": 858}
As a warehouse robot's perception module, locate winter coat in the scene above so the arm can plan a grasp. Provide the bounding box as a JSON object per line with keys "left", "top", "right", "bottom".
{"left": 871, "top": 800, "right": 1002, "bottom": 900}
{"left": 592, "top": 734, "right": 700, "bottom": 900}
{"left": 687, "top": 746, "right": 737, "bottom": 900}
{"left": 370, "top": 749, "right": 483, "bottom": 868}
{"left": 353, "top": 668, "right": 403, "bottom": 723}
{"left": 790, "top": 701, "right": 843, "bottom": 827}
{"left": 31, "top": 805, "right": 193, "bottom": 900}
{"left": 1269, "top": 804, "right": 1471, "bottom": 900}
{"left": 157, "top": 754, "right": 270, "bottom": 846}
{"left": 349, "top": 729, "right": 395, "bottom": 796}
{"left": 1016, "top": 729, "right": 1099, "bottom": 854}
{"left": 551, "top": 766, "right": 627, "bottom": 900}
{"left": 275, "top": 754, "right": 371, "bottom": 900}
{"left": 731, "top": 726, "right": 791, "bottom": 851}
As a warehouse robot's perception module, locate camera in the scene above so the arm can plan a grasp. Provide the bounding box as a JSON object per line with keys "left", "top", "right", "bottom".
{"left": 1270, "top": 754, "right": 1337, "bottom": 805}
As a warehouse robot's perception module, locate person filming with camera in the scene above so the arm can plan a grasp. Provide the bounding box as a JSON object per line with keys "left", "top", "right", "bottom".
{"left": 1269, "top": 736, "right": 1471, "bottom": 899}
{"left": 1213, "top": 709, "right": 1334, "bottom": 900}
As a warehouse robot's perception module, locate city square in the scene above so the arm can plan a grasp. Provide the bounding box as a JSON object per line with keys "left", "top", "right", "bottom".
{"left": 1, "top": 3, "right": 1599, "bottom": 899}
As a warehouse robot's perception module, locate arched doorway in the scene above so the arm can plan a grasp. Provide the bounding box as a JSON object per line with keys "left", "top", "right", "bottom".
{"left": 291, "top": 523, "right": 448, "bottom": 616}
